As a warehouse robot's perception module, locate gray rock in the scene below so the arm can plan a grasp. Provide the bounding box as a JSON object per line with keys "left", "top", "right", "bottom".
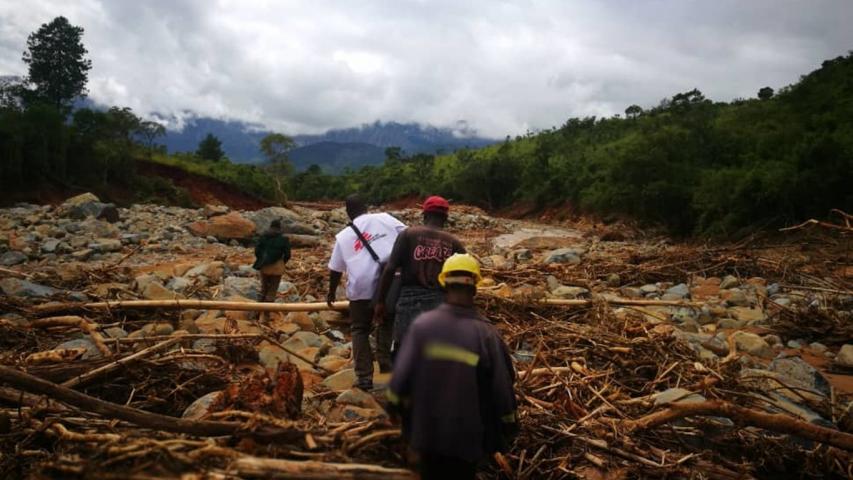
{"left": 764, "top": 334, "right": 782, "bottom": 346}
{"left": 0, "top": 278, "right": 59, "bottom": 298}
{"left": 787, "top": 339, "right": 803, "bottom": 349}
{"left": 513, "top": 249, "right": 533, "bottom": 261}
{"left": 723, "top": 289, "right": 750, "bottom": 307}
{"left": 167, "top": 277, "right": 192, "bottom": 293}
{"left": 731, "top": 331, "right": 774, "bottom": 359}
{"left": 809, "top": 342, "right": 828, "bottom": 353}
{"left": 513, "top": 350, "right": 535, "bottom": 363}
{"left": 740, "top": 368, "right": 826, "bottom": 405}
{"left": 103, "top": 327, "right": 128, "bottom": 339}
{"left": 67, "top": 201, "right": 120, "bottom": 223}
{"left": 291, "top": 331, "right": 328, "bottom": 348}
{"left": 246, "top": 207, "right": 313, "bottom": 234}
{"left": 192, "top": 339, "right": 217, "bottom": 353}
{"left": 56, "top": 338, "right": 102, "bottom": 360}
{"left": 545, "top": 275, "right": 562, "bottom": 292}
{"left": 41, "top": 239, "right": 62, "bottom": 253}
{"left": 767, "top": 283, "right": 781, "bottom": 296}
{"left": 88, "top": 238, "right": 122, "bottom": 253}
{"left": 620, "top": 287, "right": 642, "bottom": 298}
{"left": 0, "top": 251, "right": 27, "bottom": 266}
{"left": 551, "top": 286, "right": 589, "bottom": 299}
{"left": 835, "top": 344, "right": 853, "bottom": 369}
{"left": 757, "top": 393, "right": 831, "bottom": 427}
{"left": 640, "top": 284, "right": 659, "bottom": 294}
{"left": 327, "top": 330, "right": 346, "bottom": 343}
{"left": 664, "top": 283, "right": 690, "bottom": 299}
{"left": 542, "top": 248, "right": 583, "bottom": 265}
{"left": 221, "top": 276, "right": 260, "bottom": 300}
{"left": 769, "top": 355, "right": 830, "bottom": 395}
{"left": 336, "top": 388, "right": 382, "bottom": 409}
{"left": 672, "top": 307, "right": 698, "bottom": 323}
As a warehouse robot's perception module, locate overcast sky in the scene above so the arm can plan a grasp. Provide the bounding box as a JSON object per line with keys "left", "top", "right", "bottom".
{"left": 1, "top": 1, "right": 851, "bottom": 137}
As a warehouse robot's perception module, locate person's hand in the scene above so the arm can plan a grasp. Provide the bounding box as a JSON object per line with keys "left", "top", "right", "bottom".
{"left": 373, "top": 303, "right": 386, "bottom": 325}
{"left": 326, "top": 291, "right": 336, "bottom": 308}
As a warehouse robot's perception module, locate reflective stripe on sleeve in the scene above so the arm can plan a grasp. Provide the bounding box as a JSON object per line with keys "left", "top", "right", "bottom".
{"left": 424, "top": 342, "right": 480, "bottom": 367}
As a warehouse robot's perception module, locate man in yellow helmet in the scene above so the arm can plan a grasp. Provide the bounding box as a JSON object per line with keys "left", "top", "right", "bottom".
{"left": 387, "top": 254, "right": 517, "bottom": 479}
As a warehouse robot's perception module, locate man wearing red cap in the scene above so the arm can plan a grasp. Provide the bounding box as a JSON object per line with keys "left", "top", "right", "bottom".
{"left": 375, "top": 195, "right": 466, "bottom": 353}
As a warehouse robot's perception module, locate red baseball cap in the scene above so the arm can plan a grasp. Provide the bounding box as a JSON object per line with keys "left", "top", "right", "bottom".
{"left": 422, "top": 195, "right": 450, "bottom": 214}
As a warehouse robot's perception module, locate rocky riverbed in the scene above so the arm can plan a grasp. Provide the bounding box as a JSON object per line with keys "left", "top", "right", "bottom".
{"left": 0, "top": 193, "right": 851, "bottom": 478}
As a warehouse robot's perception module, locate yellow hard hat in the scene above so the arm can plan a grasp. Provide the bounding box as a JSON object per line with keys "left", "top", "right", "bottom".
{"left": 438, "top": 253, "right": 482, "bottom": 287}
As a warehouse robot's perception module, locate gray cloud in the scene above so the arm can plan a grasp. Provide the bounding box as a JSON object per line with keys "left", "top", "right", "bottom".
{"left": 1, "top": 0, "right": 851, "bottom": 137}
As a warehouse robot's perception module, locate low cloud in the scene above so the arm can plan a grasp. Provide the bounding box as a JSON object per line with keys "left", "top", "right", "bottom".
{"left": 1, "top": 0, "right": 851, "bottom": 137}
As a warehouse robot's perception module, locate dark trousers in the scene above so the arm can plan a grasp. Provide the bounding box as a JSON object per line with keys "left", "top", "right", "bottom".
{"left": 349, "top": 300, "right": 392, "bottom": 385}
{"left": 393, "top": 287, "right": 444, "bottom": 350}
{"left": 419, "top": 452, "right": 477, "bottom": 480}
{"left": 260, "top": 274, "right": 281, "bottom": 302}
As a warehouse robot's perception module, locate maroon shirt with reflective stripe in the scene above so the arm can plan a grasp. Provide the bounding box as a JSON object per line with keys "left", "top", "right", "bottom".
{"left": 389, "top": 303, "right": 517, "bottom": 462}
{"left": 386, "top": 226, "right": 465, "bottom": 290}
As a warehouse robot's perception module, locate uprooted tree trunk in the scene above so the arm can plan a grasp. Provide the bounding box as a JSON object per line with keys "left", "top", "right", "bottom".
{"left": 624, "top": 400, "right": 853, "bottom": 451}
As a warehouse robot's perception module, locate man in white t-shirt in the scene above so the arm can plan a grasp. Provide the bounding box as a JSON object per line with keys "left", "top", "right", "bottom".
{"left": 327, "top": 194, "right": 406, "bottom": 390}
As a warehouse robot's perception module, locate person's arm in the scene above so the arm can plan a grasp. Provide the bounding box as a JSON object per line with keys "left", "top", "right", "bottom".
{"left": 327, "top": 270, "right": 342, "bottom": 307}
{"left": 374, "top": 232, "right": 407, "bottom": 322}
{"left": 281, "top": 236, "right": 292, "bottom": 263}
{"left": 327, "top": 240, "right": 345, "bottom": 306}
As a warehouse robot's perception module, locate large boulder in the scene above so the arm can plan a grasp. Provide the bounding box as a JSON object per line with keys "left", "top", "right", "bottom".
{"left": 221, "top": 276, "right": 260, "bottom": 300}
{"left": 769, "top": 355, "right": 830, "bottom": 395}
{"left": 246, "top": 207, "right": 316, "bottom": 234}
{"left": 187, "top": 212, "right": 256, "bottom": 240}
{"left": 57, "top": 193, "right": 120, "bottom": 223}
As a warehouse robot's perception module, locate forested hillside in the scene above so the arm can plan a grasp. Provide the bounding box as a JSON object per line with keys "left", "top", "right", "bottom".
{"left": 294, "top": 53, "right": 853, "bottom": 235}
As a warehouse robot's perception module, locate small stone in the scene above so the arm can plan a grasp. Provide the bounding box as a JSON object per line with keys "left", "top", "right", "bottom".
{"left": 0, "top": 278, "right": 59, "bottom": 298}
{"left": 143, "top": 281, "right": 183, "bottom": 300}
{"left": 787, "top": 339, "right": 803, "bottom": 349}
{"left": 103, "top": 327, "right": 128, "bottom": 339}
{"left": 731, "top": 331, "right": 774, "bottom": 359}
{"left": 551, "top": 286, "right": 589, "bottom": 299}
{"left": 764, "top": 334, "right": 782, "bottom": 346}
{"left": 319, "top": 355, "right": 350, "bottom": 372}
{"left": 729, "top": 307, "right": 765, "bottom": 324}
{"left": 717, "top": 318, "right": 745, "bottom": 329}
{"left": 720, "top": 275, "right": 739, "bottom": 289}
{"left": 323, "top": 369, "right": 356, "bottom": 391}
{"left": 291, "top": 331, "right": 329, "bottom": 348}
{"left": 286, "top": 312, "right": 316, "bottom": 332}
{"left": 664, "top": 283, "right": 690, "bottom": 299}
{"left": 640, "top": 284, "right": 659, "bottom": 294}
{"left": 605, "top": 273, "right": 621, "bottom": 287}
{"left": 0, "top": 251, "right": 27, "bottom": 266}
{"left": 336, "top": 388, "right": 383, "bottom": 410}
{"left": 619, "top": 287, "right": 642, "bottom": 298}
{"left": 835, "top": 344, "right": 853, "bottom": 369}
{"left": 542, "top": 248, "right": 583, "bottom": 265}
{"left": 809, "top": 342, "right": 828, "bottom": 354}
{"left": 332, "top": 405, "right": 387, "bottom": 422}
{"left": 722, "top": 289, "right": 750, "bottom": 307}
{"left": 87, "top": 238, "right": 122, "bottom": 253}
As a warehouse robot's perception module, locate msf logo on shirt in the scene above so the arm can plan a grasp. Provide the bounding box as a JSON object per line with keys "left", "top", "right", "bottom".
{"left": 354, "top": 232, "right": 388, "bottom": 253}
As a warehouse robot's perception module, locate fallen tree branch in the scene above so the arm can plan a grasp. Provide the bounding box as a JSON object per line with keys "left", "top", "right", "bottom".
{"left": 61, "top": 337, "right": 181, "bottom": 389}
{"left": 0, "top": 365, "right": 296, "bottom": 438}
{"left": 624, "top": 400, "right": 853, "bottom": 451}
{"left": 230, "top": 455, "right": 415, "bottom": 479}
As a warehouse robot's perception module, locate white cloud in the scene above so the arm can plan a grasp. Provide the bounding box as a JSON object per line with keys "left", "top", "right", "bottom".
{"left": 1, "top": 0, "right": 851, "bottom": 137}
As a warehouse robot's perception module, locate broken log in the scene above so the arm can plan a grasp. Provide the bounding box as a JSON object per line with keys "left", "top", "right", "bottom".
{"left": 0, "top": 365, "right": 295, "bottom": 438}
{"left": 230, "top": 456, "right": 416, "bottom": 479}
{"left": 624, "top": 400, "right": 853, "bottom": 451}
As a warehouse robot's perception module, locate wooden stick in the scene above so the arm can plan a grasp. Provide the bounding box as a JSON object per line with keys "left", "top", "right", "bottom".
{"left": 0, "top": 365, "right": 294, "bottom": 438}
{"left": 230, "top": 455, "right": 416, "bottom": 479}
{"left": 33, "top": 300, "right": 351, "bottom": 315}
{"left": 625, "top": 400, "right": 853, "bottom": 451}
{"left": 31, "top": 296, "right": 700, "bottom": 317}
{"left": 61, "top": 337, "right": 181, "bottom": 389}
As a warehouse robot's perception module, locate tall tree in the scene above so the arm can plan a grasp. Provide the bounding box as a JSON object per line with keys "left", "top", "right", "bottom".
{"left": 260, "top": 133, "right": 295, "bottom": 175}
{"left": 625, "top": 104, "right": 643, "bottom": 119}
{"left": 22, "top": 16, "right": 92, "bottom": 110}
{"left": 138, "top": 120, "right": 166, "bottom": 159}
{"left": 196, "top": 133, "right": 225, "bottom": 161}
{"left": 758, "top": 86, "right": 774, "bottom": 100}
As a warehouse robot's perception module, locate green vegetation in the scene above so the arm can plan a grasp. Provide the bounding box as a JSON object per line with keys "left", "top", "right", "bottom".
{"left": 147, "top": 152, "right": 278, "bottom": 200}
{"left": 290, "top": 54, "right": 853, "bottom": 235}
{"left": 195, "top": 133, "right": 225, "bottom": 162}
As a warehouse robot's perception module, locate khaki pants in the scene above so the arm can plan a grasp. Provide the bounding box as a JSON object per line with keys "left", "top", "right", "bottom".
{"left": 350, "top": 300, "right": 393, "bottom": 386}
